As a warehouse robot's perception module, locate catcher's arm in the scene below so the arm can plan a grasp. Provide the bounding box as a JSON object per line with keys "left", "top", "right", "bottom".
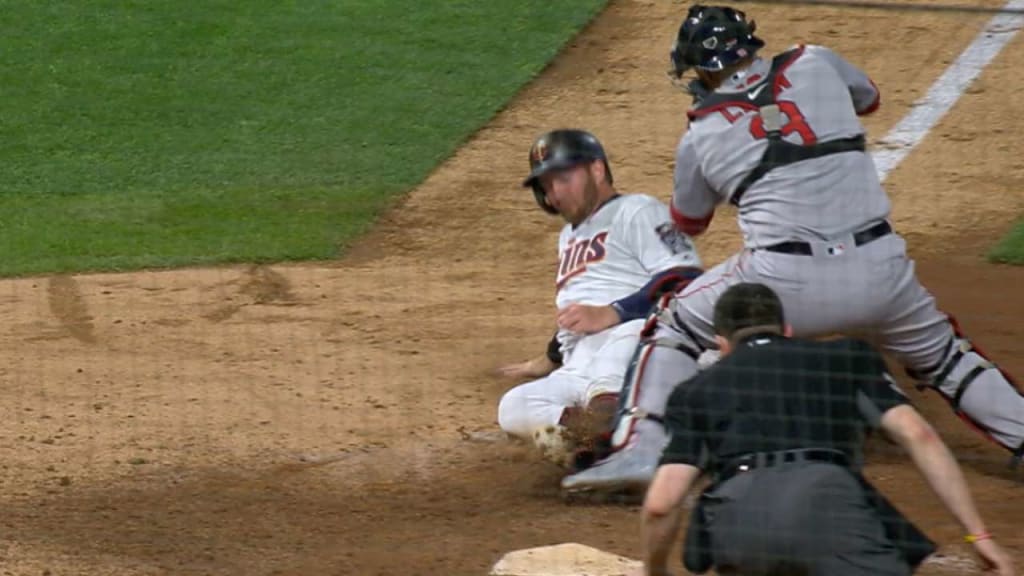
{"left": 671, "top": 134, "right": 721, "bottom": 237}
{"left": 806, "top": 44, "right": 880, "bottom": 116}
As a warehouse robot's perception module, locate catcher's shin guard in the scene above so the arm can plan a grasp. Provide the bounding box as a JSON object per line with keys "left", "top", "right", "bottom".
{"left": 912, "top": 322, "right": 1024, "bottom": 465}
{"left": 561, "top": 323, "right": 701, "bottom": 495}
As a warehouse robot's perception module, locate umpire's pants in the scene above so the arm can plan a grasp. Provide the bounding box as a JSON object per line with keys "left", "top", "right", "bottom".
{"left": 702, "top": 462, "right": 911, "bottom": 576}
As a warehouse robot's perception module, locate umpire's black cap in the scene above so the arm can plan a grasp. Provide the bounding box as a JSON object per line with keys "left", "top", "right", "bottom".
{"left": 713, "top": 282, "right": 786, "bottom": 339}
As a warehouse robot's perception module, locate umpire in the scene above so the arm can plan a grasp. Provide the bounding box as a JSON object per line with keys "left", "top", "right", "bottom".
{"left": 639, "top": 283, "right": 1013, "bottom": 576}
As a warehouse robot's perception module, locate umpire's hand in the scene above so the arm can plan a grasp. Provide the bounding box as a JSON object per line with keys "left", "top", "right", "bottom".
{"left": 971, "top": 538, "right": 1014, "bottom": 576}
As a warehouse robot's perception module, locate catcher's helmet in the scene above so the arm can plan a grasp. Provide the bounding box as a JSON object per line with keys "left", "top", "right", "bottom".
{"left": 522, "top": 129, "right": 613, "bottom": 215}
{"left": 669, "top": 5, "right": 765, "bottom": 79}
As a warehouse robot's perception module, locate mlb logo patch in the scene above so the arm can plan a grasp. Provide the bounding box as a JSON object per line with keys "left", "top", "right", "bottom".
{"left": 826, "top": 243, "right": 846, "bottom": 256}
{"left": 656, "top": 222, "right": 695, "bottom": 255}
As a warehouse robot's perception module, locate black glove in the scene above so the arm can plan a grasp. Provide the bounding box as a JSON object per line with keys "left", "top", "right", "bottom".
{"left": 546, "top": 331, "right": 563, "bottom": 366}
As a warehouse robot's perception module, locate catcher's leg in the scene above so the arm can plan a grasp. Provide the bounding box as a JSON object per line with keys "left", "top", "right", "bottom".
{"left": 560, "top": 255, "right": 748, "bottom": 496}
{"left": 560, "top": 313, "right": 703, "bottom": 496}
{"left": 879, "top": 262, "right": 1024, "bottom": 463}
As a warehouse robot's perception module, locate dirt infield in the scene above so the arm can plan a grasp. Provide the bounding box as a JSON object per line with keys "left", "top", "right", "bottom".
{"left": 2, "top": 1, "right": 1023, "bottom": 575}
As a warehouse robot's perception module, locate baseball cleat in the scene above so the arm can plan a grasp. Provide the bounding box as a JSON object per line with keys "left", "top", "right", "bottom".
{"left": 559, "top": 436, "right": 662, "bottom": 499}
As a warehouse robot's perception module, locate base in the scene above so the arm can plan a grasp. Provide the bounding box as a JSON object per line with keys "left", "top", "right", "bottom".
{"left": 490, "top": 542, "right": 640, "bottom": 576}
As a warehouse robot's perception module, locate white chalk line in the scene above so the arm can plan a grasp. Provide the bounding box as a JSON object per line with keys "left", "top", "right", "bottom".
{"left": 873, "top": 0, "right": 1024, "bottom": 182}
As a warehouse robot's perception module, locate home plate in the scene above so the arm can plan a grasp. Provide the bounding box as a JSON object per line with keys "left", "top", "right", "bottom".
{"left": 490, "top": 543, "right": 640, "bottom": 576}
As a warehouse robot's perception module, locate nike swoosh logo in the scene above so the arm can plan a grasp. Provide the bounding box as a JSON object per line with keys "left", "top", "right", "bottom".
{"left": 747, "top": 84, "right": 767, "bottom": 100}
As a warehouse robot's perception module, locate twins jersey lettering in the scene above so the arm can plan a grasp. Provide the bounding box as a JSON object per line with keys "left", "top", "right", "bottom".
{"left": 555, "top": 194, "right": 701, "bottom": 346}
{"left": 672, "top": 44, "right": 888, "bottom": 248}
{"left": 557, "top": 232, "right": 609, "bottom": 289}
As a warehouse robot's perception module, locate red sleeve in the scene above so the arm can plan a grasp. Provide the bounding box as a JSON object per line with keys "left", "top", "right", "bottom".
{"left": 671, "top": 203, "right": 714, "bottom": 237}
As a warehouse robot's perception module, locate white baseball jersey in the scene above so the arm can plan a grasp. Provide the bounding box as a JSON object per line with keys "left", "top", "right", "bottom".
{"left": 554, "top": 193, "right": 701, "bottom": 349}
{"left": 672, "top": 44, "right": 888, "bottom": 248}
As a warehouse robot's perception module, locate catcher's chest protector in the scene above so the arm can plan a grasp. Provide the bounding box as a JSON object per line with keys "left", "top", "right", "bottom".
{"left": 688, "top": 47, "right": 866, "bottom": 207}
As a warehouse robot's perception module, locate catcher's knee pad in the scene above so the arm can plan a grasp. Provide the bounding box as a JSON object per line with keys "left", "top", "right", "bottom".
{"left": 913, "top": 334, "right": 1024, "bottom": 459}
{"left": 607, "top": 330, "right": 701, "bottom": 452}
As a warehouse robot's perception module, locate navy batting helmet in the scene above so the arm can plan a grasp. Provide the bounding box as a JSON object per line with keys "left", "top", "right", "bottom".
{"left": 669, "top": 5, "right": 765, "bottom": 79}
{"left": 522, "top": 129, "right": 612, "bottom": 215}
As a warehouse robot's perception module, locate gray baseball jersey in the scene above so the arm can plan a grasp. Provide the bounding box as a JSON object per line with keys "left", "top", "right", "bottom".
{"left": 672, "top": 44, "right": 885, "bottom": 248}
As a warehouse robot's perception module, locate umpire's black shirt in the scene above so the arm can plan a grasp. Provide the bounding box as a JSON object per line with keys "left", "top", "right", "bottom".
{"left": 661, "top": 332, "right": 909, "bottom": 471}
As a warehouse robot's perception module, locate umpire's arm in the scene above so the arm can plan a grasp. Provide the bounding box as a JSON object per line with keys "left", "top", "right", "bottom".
{"left": 856, "top": 347, "right": 1013, "bottom": 575}
{"left": 640, "top": 383, "right": 705, "bottom": 576}
{"left": 642, "top": 463, "right": 700, "bottom": 576}
{"left": 854, "top": 347, "right": 989, "bottom": 541}
{"left": 879, "top": 405, "right": 987, "bottom": 536}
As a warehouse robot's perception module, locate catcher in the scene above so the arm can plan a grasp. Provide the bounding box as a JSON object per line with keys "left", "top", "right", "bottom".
{"left": 563, "top": 3, "right": 1024, "bottom": 496}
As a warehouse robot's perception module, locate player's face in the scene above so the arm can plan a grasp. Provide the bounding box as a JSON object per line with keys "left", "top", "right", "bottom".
{"left": 696, "top": 68, "right": 719, "bottom": 89}
{"left": 541, "top": 163, "right": 600, "bottom": 226}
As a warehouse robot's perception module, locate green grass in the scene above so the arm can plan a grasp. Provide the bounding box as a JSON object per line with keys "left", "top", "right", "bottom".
{"left": 989, "top": 220, "right": 1024, "bottom": 265}
{"left": 0, "top": 0, "right": 608, "bottom": 277}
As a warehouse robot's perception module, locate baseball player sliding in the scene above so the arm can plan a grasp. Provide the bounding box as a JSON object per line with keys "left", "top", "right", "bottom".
{"left": 497, "top": 129, "right": 703, "bottom": 468}
{"left": 562, "top": 4, "right": 1024, "bottom": 496}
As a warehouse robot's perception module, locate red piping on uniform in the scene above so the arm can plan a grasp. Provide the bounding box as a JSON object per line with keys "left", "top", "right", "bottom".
{"left": 922, "top": 311, "right": 1024, "bottom": 453}
{"left": 687, "top": 101, "right": 758, "bottom": 122}
{"left": 671, "top": 203, "right": 714, "bottom": 236}
{"left": 639, "top": 293, "right": 673, "bottom": 339}
{"left": 611, "top": 344, "right": 654, "bottom": 451}
{"left": 647, "top": 275, "right": 684, "bottom": 300}
{"left": 946, "top": 312, "right": 1021, "bottom": 389}
{"left": 772, "top": 45, "right": 806, "bottom": 100}
{"left": 646, "top": 269, "right": 702, "bottom": 301}
{"left": 681, "top": 251, "right": 748, "bottom": 299}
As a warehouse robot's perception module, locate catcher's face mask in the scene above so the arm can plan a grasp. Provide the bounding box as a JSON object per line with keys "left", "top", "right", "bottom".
{"left": 668, "top": 5, "right": 764, "bottom": 87}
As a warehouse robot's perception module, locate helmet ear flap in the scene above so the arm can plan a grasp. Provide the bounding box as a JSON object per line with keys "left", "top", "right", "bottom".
{"left": 532, "top": 183, "right": 559, "bottom": 215}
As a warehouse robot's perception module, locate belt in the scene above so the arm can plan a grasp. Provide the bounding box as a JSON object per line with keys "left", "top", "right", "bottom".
{"left": 715, "top": 448, "right": 850, "bottom": 484}
{"left": 760, "top": 220, "right": 892, "bottom": 256}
